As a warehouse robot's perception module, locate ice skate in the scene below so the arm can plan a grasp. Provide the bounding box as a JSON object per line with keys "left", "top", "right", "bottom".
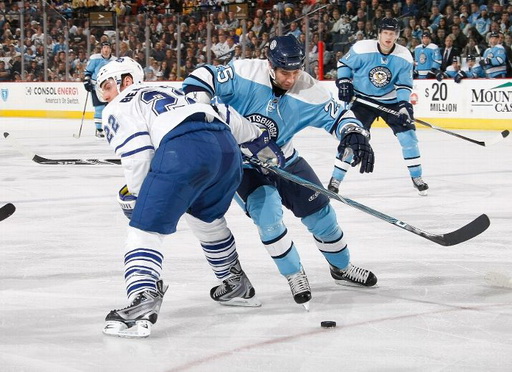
{"left": 330, "top": 263, "right": 377, "bottom": 287}
{"left": 103, "top": 280, "right": 168, "bottom": 338}
{"left": 411, "top": 176, "right": 428, "bottom": 196}
{"left": 210, "top": 264, "right": 261, "bottom": 307}
{"left": 285, "top": 266, "right": 312, "bottom": 311}
{"left": 95, "top": 128, "right": 105, "bottom": 138}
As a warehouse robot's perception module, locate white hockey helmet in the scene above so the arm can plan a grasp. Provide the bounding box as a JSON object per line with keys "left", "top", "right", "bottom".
{"left": 96, "top": 57, "right": 144, "bottom": 102}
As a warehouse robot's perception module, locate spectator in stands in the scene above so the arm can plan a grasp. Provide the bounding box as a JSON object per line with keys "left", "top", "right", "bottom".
{"left": 0, "top": 60, "right": 10, "bottom": 81}
{"left": 475, "top": 5, "right": 491, "bottom": 38}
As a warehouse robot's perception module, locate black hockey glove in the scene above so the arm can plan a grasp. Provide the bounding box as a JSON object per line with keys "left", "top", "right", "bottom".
{"left": 427, "top": 69, "right": 438, "bottom": 79}
{"left": 83, "top": 75, "right": 94, "bottom": 92}
{"left": 395, "top": 101, "right": 414, "bottom": 126}
{"left": 241, "top": 126, "right": 285, "bottom": 168}
{"left": 117, "top": 185, "right": 136, "bottom": 220}
{"left": 435, "top": 71, "right": 446, "bottom": 82}
{"left": 337, "top": 125, "right": 374, "bottom": 174}
{"left": 413, "top": 70, "right": 419, "bottom": 79}
{"left": 479, "top": 58, "right": 490, "bottom": 68}
{"left": 336, "top": 78, "right": 354, "bottom": 103}
{"left": 454, "top": 70, "right": 467, "bottom": 84}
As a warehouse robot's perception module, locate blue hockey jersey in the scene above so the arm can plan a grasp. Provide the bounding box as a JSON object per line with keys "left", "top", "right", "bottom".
{"left": 183, "top": 59, "right": 356, "bottom": 162}
{"left": 414, "top": 43, "right": 442, "bottom": 78}
{"left": 482, "top": 45, "right": 507, "bottom": 78}
{"left": 85, "top": 53, "right": 117, "bottom": 81}
{"left": 337, "top": 40, "right": 414, "bottom": 104}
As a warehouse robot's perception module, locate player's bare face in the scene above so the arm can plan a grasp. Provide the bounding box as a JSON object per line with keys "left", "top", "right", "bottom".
{"left": 379, "top": 30, "right": 398, "bottom": 53}
{"left": 100, "top": 78, "right": 118, "bottom": 102}
{"left": 101, "top": 46, "right": 111, "bottom": 59}
{"left": 274, "top": 68, "right": 301, "bottom": 90}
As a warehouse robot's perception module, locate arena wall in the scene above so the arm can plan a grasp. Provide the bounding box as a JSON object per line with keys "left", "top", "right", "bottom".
{"left": 1, "top": 79, "right": 510, "bottom": 130}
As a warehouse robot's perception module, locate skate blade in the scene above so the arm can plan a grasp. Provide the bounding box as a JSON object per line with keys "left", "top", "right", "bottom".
{"left": 301, "top": 301, "right": 310, "bottom": 312}
{"left": 103, "top": 320, "right": 152, "bottom": 338}
{"left": 333, "top": 279, "right": 378, "bottom": 288}
{"left": 217, "top": 296, "right": 262, "bottom": 307}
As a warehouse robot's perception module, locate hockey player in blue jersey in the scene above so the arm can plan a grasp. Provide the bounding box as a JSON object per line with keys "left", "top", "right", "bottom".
{"left": 183, "top": 35, "right": 377, "bottom": 310}
{"left": 479, "top": 32, "right": 507, "bottom": 78}
{"left": 95, "top": 57, "right": 284, "bottom": 338}
{"left": 83, "top": 40, "right": 116, "bottom": 138}
{"left": 413, "top": 31, "right": 442, "bottom": 79}
{"left": 336, "top": 17, "right": 429, "bottom": 196}
{"left": 454, "top": 54, "right": 485, "bottom": 83}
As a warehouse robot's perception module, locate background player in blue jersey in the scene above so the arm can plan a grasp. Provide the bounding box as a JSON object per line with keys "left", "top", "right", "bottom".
{"left": 413, "top": 31, "right": 442, "bottom": 79}
{"left": 95, "top": 57, "right": 283, "bottom": 338}
{"left": 336, "top": 17, "right": 429, "bottom": 196}
{"left": 83, "top": 40, "right": 116, "bottom": 138}
{"left": 480, "top": 31, "right": 508, "bottom": 78}
{"left": 454, "top": 54, "right": 485, "bottom": 83}
{"left": 183, "top": 35, "right": 377, "bottom": 310}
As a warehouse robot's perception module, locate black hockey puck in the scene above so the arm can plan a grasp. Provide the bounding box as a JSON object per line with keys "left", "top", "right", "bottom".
{"left": 320, "top": 321, "right": 336, "bottom": 328}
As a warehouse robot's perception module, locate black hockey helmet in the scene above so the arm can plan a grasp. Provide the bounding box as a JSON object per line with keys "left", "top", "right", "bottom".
{"left": 267, "top": 35, "right": 305, "bottom": 71}
{"left": 378, "top": 18, "right": 400, "bottom": 33}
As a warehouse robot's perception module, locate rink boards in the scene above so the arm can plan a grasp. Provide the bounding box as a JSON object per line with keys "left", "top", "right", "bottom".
{"left": 0, "top": 78, "right": 510, "bottom": 130}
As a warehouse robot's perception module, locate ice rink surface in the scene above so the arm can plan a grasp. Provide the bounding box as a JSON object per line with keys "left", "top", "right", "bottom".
{"left": 0, "top": 117, "right": 511, "bottom": 372}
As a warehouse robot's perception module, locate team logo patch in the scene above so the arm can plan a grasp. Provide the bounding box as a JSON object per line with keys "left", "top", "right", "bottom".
{"left": 369, "top": 66, "right": 391, "bottom": 88}
{"left": 245, "top": 113, "right": 279, "bottom": 140}
{"left": 1, "top": 89, "right": 8, "bottom": 102}
{"left": 419, "top": 52, "right": 427, "bottom": 64}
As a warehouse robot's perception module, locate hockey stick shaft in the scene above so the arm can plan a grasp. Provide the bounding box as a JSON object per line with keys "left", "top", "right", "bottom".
{"left": 354, "top": 97, "right": 509, "bottom": 147}
{"left": 245, "top": 157, "right": 489, "bottom": 246}
{"left": 3, "top": 132, "right": 121, "bottom": 165}
{"left": 74, "top": 91, "right": 90, "bottom": 139}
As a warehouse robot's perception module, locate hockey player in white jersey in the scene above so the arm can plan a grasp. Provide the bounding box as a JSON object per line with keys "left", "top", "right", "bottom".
{"left": 183, "top": 35, "right": 377, "bottom": 310}
{"left": 336, "top": 17, "right": 429, "bottom": 196}
{"left": 95, "top": 57, "right": 284, "bottom": 338}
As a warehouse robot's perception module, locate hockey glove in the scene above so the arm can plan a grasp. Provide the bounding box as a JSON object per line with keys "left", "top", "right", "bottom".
{"left": 413, "top": 70, "right": 419, "bottom": 79}
{"left": 83, "top": 76, "right": 94, "bottom": 92}
{"left": 435, "top": 71, "right": 446, "bottom": 82}
{"left": 427, "top": 69, "right": 438, "bottom": 79}
{"left": 117, "top": 185, "right": 137, "bottom": 220}
{"left": 337, "top": 125, "right": 374, "bottom": 174}
{"left": 479, "top": 58, "right": 490, "bottom": 68}
{"left": 336, "top": 78, "right": 354, "bottom": 103}
{"left": 454, "top": 70, "right": 467, "bottom": 84}
{"left": 395, "top": 101, "right": 414, "bottom": 126}
{"left": 241, "top": 126, "right": 285, "bottom": 168}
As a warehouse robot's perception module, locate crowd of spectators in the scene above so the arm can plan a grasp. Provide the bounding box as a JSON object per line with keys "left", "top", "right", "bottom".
{"left": 0, "top": 0, "right": 511, "bottom": 83}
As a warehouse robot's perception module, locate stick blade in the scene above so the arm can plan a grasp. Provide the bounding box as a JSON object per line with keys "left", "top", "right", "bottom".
{"left": 429, "top": 214, "right": 490, "bottom": 246}
{"left": 0, "top": 203, "right": 16, "bottom": 222}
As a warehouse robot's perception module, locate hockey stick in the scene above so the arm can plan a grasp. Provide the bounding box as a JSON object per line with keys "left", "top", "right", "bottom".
{"left": 0, "top": 203, "right": 16, "bottom": 222}
{"left": 3, "top": 132, "right": 121, "bottom": 165}
{"left": 245, "top": 157, "right": 490, "bottom": 246}
{"left": 484, "top": 272, "right": 512, "bottom": 289}
{"left": 73, "top": 91, "right": 89, "bottom": 139}
{"left": 354, "top": 97, "right": 510, "bottom": 147}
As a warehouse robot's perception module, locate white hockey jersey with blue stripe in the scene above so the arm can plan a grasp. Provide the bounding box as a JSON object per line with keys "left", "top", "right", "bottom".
{"left": 337, "top": 40, "right": 414, "bottom": 104}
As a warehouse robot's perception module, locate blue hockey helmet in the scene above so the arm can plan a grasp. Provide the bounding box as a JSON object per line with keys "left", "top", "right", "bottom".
{"left": 378, "top": 17, "right": 400, "bottom": 33}
{"left": 267, "top": 35, "right": 305, "bottom": 71}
